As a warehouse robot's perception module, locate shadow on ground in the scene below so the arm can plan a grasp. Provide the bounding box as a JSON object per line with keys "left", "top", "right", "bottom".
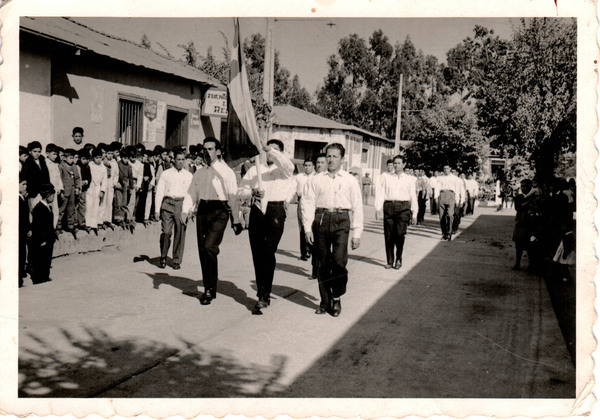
{"left": 19, "top": 328, "right": 287, "bottom": 398}
{"left": 271, "top": 214, "right": 576, "bottom": 398}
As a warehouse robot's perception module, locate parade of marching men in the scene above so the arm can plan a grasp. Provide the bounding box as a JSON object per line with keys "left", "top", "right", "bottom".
{"left": 10, "top": 11, "right": 589, "bottom": 408}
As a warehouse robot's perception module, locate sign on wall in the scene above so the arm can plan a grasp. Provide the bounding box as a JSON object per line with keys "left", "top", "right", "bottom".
{"left": 190, "top": 108, "right": 201, "bottom": 127}
{"left": 201, "top": 89, "right": 228, "bottom": 118}
{"left": 143, "top": 99, "right": 166, "bottom": 144}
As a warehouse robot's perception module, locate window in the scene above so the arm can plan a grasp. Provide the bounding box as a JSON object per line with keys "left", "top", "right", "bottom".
{"left": 117, "top": 97, "right": 143, "bottom": 145}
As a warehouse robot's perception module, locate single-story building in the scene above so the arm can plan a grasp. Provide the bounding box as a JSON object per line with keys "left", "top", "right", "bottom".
{"left": 270, "top": 105, "right": 396, "bottom": 184}
{"left": 20, "top": 17, "right": 224, "bottom": 150}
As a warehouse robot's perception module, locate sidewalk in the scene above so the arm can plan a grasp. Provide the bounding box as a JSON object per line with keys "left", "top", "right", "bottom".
{"left": 18, "top": 205, "right": 574, "bottom": 398}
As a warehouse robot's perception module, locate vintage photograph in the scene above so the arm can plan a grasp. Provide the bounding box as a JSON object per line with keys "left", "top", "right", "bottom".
{"left": 1, "top": 1, "right": 597, "bottom": 418}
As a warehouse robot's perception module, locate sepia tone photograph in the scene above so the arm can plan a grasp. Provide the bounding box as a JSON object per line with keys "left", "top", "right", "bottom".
{"left": 1, "top": 0, "right": 597, "bottom": 418}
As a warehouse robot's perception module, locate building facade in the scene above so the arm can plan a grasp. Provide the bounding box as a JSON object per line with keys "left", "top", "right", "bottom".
{"left": 20, "top": 17, "right": 224, "bottom": 150}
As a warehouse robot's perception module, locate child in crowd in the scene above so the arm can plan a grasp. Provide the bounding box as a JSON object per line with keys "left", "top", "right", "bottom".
{"left": 72, "top": 126, "right": 84, "bottom": 145}
{"left": 45, "top": 143, "right": 64, "bottom": 229}
{"left": 19, "top": 146, "right": 29, "bottom": 171}
{"left": 19, "top": 175, "right": 31, "bottom": 288}
{"left": 114, "top": 148, "right": 135, "bottom": 230}
{"left": 76, "top": 149, "right": 91, "bottom": 231}
{"left": 29, "top": 183, "right": 57, "bottom": 284}
{"left": 86, "top": 148, "right": 108, "bottom": 234}
{"left": 59, "top": 148, "right": 80, "bottom": 235}
{"left": 128, "top": 147, "right": 143, "bottom": 228}
{"left": 21, "top": 141, "right": 50, "bottom": 210}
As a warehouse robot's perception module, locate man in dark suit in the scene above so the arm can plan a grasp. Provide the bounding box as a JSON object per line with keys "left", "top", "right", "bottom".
{"left": 29, "top": 183, "right": 57, "bottom": 285}
{"left": 19, "top": 175, "right": 31, "bottom": 287}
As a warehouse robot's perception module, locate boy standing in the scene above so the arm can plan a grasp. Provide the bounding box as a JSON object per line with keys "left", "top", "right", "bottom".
{"left": 114, "top": 149, "right": 135, "bottom": 230}
{"left": 86, "top": 148, "right": 108, "bottom": 233}
{"left": 21, "top": 141, "right": 50, "bottom": 210}
{"left": 45, "top": 143, "right": 64, "bottom": 229}
{"left": 19, "top": 175, "right": 31, "bottom": 287}
{"left": 76, "top": 149, "right": 91, "bottom": 231}
{"left": 29, "top": 183, "right": 57, "bottom": 284}
{"left": 58, "top": 149, "right": 80, "bottom": 235}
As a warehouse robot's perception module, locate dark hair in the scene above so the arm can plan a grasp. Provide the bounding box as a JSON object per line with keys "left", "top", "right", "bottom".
{"left": 173, "top": 147, "right": 186, "bottom": 159}
{"left": 303, "top": 158, "right": 314, "bottom": 165}
{"left": 63, "top": 148, "right": 76, "bottom": 157}
{"left": 386, "top": 159, "right": 393, "bottom": 165}
{"left": 72, "top": 127, "right": 84, "bottom": 135}
{"left": 393, "top": 155, "right": 404, "bottom": 163}
{"left": 45, "top": 143, "right": 57, "bottom": 153}
{"left": 27, "top": 141, "right": 42, "bottom": 151}
{"left": 110, "top": 141, "right": 122, "bottom": 152}
{"left": 267, "top": 139, "right": 284, "bottom": 152}
{"left": 91, "top": 148, "right": 103, "bottom": 158}
{"left": 204, "top": 137, "right": 223, "bottom": 152}
{"left": 326, "top": 142, "right": 345, "bottom": 158}
{"left": 316, "top": 153, "right": 327, "bottom": 160}
{"left": 19, "top": 146, "right": 28, "bottom": 155}
{"left": 19, "top": 171, "right": 27, "bottom": 183}
{"left": 78, "top": 148, "right": 90, "bottom": 159}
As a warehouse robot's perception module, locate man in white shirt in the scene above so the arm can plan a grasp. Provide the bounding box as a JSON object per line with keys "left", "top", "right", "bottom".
{"left": 154, "top": 148, "right": 193, "bottom": 270}
{"left": 238, "top": 139, "right": 295, "bottom": 311}
{"left": 452, "top": 172, "right": 468, "bottom": 234}
{"left": 415, "top": 169, "right": 430, "bottom": 225}
{"left": 295, "top": 158, "right": 315, "bottom": 261}
{"left": 315, "top": 153, "right": 328, "bottom": 174}
{"left": 465, "top": 173, "right": 479, "bottom": 215}
{"left": 375, "top": 155, "right": 417, "bottom": 270}
{"left": 302, "top": 143, "right": 363, "bottom": 317}
{"left": 182, "top": 138, "right": 243, "bottom": 305}
{"left": 434, "top": 165, "right": 463, "bottom": 240}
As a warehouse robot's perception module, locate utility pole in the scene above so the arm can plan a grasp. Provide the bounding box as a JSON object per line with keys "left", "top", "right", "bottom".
{"left": 394, "top": 73, "right": 404, "bottom": 155}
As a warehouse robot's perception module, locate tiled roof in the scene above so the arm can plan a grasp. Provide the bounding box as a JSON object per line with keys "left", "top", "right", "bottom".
{"left": 273, "top": 105, "right": 393, "bottom": 144}
{"left": 20, "top": 17, "right": 224, "bottom": 88}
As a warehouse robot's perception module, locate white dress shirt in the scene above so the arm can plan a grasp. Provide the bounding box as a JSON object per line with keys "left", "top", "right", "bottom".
{"left": 131, "top": 160, "right": 144, "bottom": 189}
{"left": 89, "top": 161, "right": 107, "bottom": 193}
{"left": 47, "top": 160, "right": 64, "bottom": 193}
{"left": 301, "top": 169, "right": 363, "bottom": 239}
{"left": 154, "top": 166, "right": 193, "bottom": 211}
{"left": 295, "top": 172, "right": 313, "bottom": 198}
{"left": 238, "top": 149, "right": 295, "bottom": 212}
{"left": 466, "top": 179, "right": 479, "bottom": 197}
{"left": 435, "top": 174, "right": 464, "bottom": 203}
{"left": 374, "top": 171, "right": 418, "bottom": 214}
{"left": 182, "top": 159, "right": 240, "bottom": 223}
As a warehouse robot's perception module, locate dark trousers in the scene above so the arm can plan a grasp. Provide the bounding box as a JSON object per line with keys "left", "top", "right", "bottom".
{"left": 430, "top": 192, "right": 437, "bottom": 215}
{"left": 452, "top": 203, "right": 463, "bottom": 232}
{"left": 76, "top": 191, "right": 86, "bottom": 227}
{"left": 438, "top": 191, "right": 455, "bottom": 236}
{"left": 383, "top": 201, "right": 411, "bottom": 265}
{"left": 297, "top": 201, "right": 311, "bottom": 259}
{"left": 249, "top": 202, "right": 286, "bottom": 299}
{"left": 19, "top": 234, "right": 28, "bottom": 286}
{"left": 59, "top": 192, "right": 76, "bottom": 230}
{"left": 466, "top": 194, "right": 476, "bottom": 215}
{"left": 313, "top": 210, "right": 350, "bottom": 307}
{"left": 29, "top": 242, "right": 54, "bottom": 284}
{"left": 113, "top": 188, "right": 131, "bottom": 222}
{"left": 196, "top": 200, "right": 229, "bottom": 293}
{"left": 417, "top": 192, "right": 427, "bottom": 223}
{"left": 160, "top": 197, "right": 186, "bottom": 264}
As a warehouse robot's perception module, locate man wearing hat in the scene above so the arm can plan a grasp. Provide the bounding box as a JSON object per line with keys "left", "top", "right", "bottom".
{"left": 29, "top": 183, "right": 57, "bottom": 284}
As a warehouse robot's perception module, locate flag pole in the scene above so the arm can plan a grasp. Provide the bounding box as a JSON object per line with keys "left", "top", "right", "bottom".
{"left": 394, "top": 73, "right": 403, "bottom": 156}
{"left": 256, "top": 17, "right": 275, "bottom": 190}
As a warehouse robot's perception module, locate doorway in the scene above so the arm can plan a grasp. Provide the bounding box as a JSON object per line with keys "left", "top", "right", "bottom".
{"left": 165, "top": 108, "right": 188, "bottom": 149}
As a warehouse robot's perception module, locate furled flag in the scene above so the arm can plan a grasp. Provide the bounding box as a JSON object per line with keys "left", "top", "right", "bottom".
{"left": 223, "top": 18, "right": 261, "bottom": 168}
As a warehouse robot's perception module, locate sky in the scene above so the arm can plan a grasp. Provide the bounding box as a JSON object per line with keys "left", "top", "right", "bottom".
{"left": 76, "top": 17, "right": 518, "bottom": 94}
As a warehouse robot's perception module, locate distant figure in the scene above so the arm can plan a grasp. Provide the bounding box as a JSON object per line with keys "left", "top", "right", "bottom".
{"left": 29, "top": 183, "right": 57, "bottom": 284}
{"left": 512, "top": 179, "right": 538, "bottom": 270}
{"left": 72, "top": 126, "right": 84, "bottom": 145}
{"left": 362, "top": 173, "right": 372, "bottom": 204}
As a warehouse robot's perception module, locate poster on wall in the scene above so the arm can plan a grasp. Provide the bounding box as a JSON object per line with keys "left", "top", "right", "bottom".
{"left": 190, "top": 108, "right": 201, "bottom": 127}
{"left": 201, "top": 88, "right": 228, "bottom": 118}
{"left": 143, "top": 99, "right": 166, "bottom": 144}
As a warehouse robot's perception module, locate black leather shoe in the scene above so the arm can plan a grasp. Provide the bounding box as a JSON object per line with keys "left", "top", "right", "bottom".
{"left": 200, "top": 289, "right": 215, "bottom": 305}
{"left": 330, "top": 299, "right": 341, "bottom": 317}
{"left": 394, "top": 259, "right": 402, "bottom": 270}
{"left": 384, "top": 263, "right": 393, "bottom": 269}
{"left": 159, "top": 258, "right": 167, "bottom": 268}
{"left": 255, "top": 297, "right": 270, "bottom": 309}
{"left": 173, "top": 263, "right": 181, "bottom": 270}
{"left": 315, "top": 306, "right": 328, "bottom": 315}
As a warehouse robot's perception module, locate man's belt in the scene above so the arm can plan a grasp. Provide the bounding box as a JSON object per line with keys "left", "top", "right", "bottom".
{"left": 440, "top": 189, "right": 454, "bottom": 193}
{"left": 384, "top": 200, "right": 409, "bottom": 204}
{"left": 316, "top": 207, "right": 350, "bottom": 213}
{"left": 164, "top": 196, "right": 184, "bottom": 201}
